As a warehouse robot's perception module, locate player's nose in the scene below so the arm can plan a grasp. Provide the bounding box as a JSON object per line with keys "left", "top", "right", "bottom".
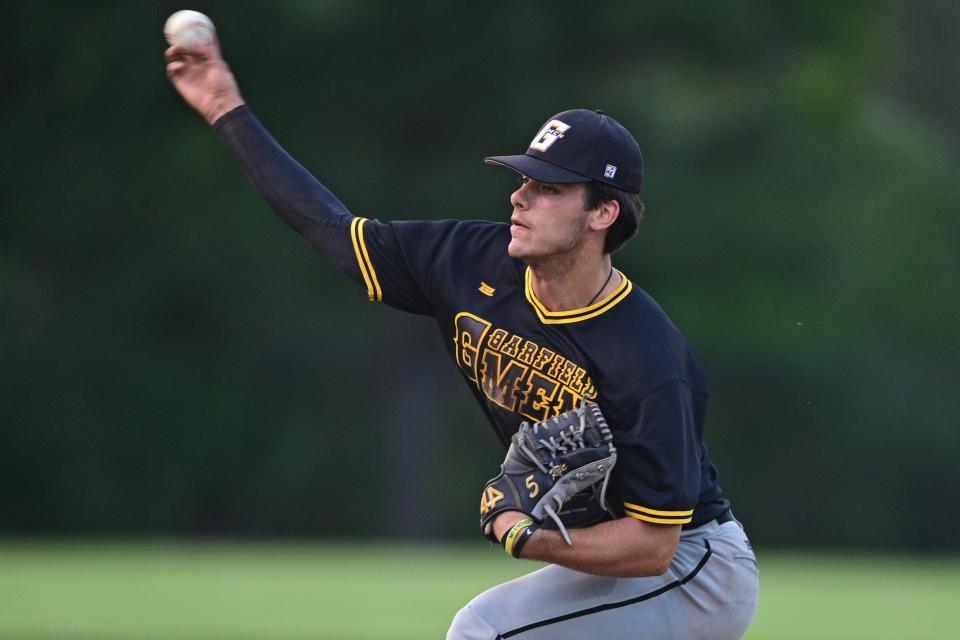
{"left": 510, "top": 184, "right": 528, "bottom": 210}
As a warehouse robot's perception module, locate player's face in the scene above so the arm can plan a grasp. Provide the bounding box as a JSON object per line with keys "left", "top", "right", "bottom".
{"left": 507, "top": 177, "right": 591, "bottom": 262}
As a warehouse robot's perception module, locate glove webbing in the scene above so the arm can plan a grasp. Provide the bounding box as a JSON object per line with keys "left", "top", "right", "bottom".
{"left": 517, "top": 402, "right": 614, "bottom": 544}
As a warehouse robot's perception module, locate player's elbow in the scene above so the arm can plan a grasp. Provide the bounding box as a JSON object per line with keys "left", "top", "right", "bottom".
{"left": 626, "top": 521, "right": 681, "bottom": 577}
{"left": 609, "top": 554, "right": 673, "bottom": 578}
{"left": 648, "top": 548, "right": 676, "bottom": 576}
{"left": 607, "top": 544, "right": 677, "bottom": 577}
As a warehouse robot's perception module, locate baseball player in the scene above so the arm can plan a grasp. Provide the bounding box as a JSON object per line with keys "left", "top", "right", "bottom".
{"left": 166, "top": 35, "right": 759, "bottom": 640}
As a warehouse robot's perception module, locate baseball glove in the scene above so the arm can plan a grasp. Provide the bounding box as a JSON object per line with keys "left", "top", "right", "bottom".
{"left": 479, "top": 400, "right": 617, "bottom": 545}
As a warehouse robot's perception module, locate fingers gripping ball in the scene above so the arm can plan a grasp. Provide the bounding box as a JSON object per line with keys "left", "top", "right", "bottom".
{"left": 479, "top": 401, "right": 617, "bottom": 546}
{"left": 164, "top": 10, "right": 216, "bottom": 49}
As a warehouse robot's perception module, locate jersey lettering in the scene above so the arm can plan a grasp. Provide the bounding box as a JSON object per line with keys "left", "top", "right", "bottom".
{"left": 516, "top": 341, "right": 538, "bottom": 365}
{"left": 454, "top": 313, "right": 492, "bottom": 383}
{"left": 546, "top": 355, "right": 567, "bottom": 380}
{"left": 553, "top": 386, "right": 581, "bottom": 417}
{"left": 480, "top": 350, "right": 529, "bottom": 412}
{"left": 500, "top": 334, "right": 523, "bottom": 358}
{"left": 454, "top": 313, "right": 595, "bottom": 421}
{"left": 531, "top": 347, "right": 555, "bottom": 371}
{"left": 517, "top": 371, "right": 560, "bottom": 422}
{"left": 487, "top": 328, "right": 508, "bottom": 350}
{"left": 557, "top": 360, "right": 579, "bottom": 386}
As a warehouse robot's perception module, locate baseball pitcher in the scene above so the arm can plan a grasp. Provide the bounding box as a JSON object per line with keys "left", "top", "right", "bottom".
{"left": 166, "top": 27, "right": 759, "bottom": 640}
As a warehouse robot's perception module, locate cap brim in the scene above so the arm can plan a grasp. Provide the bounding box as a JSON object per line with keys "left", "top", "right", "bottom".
{"left": 483, "top": 154, "right": 590, "bottom": 184}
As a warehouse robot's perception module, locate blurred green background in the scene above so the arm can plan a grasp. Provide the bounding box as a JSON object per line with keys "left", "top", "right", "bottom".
{"left": 2, "top": 0, "right": 959, "bottom": 635}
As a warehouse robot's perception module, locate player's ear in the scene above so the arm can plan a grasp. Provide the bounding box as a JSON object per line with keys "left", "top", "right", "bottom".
{"left": 589, "top": 198, "right": 620, "bottom": 232}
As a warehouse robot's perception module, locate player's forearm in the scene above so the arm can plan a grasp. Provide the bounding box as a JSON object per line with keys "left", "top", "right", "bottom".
{"left": 520, "top": 518, "right": 680, "bottom": 578}
{"left": 213, "top": 105, "right": 359, "bottom": 272}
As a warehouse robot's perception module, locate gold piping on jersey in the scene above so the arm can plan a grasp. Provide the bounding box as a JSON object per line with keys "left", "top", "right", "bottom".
{"left": 623, "top": 501, "right": 694, "bottom": 525}
{"left": 350, "top": 217, "right": 382, "bottom": 302}
{"left": 524, "top": 267, "right": 632, "bottom": 324}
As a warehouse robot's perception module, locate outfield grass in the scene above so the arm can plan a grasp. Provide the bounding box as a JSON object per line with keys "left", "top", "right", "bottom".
{"left": 0, "top": 541, "right": 956, "bottom": 639}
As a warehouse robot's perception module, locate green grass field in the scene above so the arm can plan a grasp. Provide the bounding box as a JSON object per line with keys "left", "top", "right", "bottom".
{"left": 0, "top": 541, "right": 956, "bottom": 639}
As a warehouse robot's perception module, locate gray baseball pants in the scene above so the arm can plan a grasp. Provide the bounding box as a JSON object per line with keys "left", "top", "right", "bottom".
{"left": 447, "top": 518, "right": 759, "bottom": 639}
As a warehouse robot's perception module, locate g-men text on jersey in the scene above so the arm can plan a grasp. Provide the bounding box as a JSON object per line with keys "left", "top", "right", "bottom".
{"left": 454, "top": 312, "right": 596, "bottom": 421}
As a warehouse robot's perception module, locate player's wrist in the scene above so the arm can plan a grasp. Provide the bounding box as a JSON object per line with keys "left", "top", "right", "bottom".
{"left": 501, "top": 518, "right": 537, "bottom": 559}
{"left": 205, "top": 94, "right": 246, "bottom": 126}
{"left": 490, "top": 510, "right": 529, "bottom": 541}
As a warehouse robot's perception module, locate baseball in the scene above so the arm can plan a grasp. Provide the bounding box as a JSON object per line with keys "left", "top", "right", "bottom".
{"left": 164, "top": 10, "right": 215, "bottom": 49}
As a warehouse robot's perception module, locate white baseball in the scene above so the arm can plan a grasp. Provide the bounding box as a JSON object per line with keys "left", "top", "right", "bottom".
{"left": 164, "top": 10, "right": 216, "bottom": 49}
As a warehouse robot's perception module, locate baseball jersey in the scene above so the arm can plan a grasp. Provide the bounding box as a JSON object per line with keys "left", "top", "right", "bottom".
{"left": 214, "top": 106, "right": 730, "bottom": 529}
{"left": 348, "top": 217, "right": 730, "bottom": 528}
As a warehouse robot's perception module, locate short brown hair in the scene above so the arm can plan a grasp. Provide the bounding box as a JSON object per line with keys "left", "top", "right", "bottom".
{"left": 583, "top": 181, "right": 645, "bottom": 254}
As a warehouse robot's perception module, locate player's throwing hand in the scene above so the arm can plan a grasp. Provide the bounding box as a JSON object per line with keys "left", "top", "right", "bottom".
{"left": 165, "top": 37, "right": 244, "bottom": 125}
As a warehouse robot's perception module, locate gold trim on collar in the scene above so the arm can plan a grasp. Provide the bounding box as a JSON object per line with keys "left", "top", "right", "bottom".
{"left": 524, "top": 267, "right": 632, "bottom": 324}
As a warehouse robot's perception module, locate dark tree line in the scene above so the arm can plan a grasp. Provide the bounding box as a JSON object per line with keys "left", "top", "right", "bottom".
{"left": 2, "top": 0, "right": 958, "bottom": 549}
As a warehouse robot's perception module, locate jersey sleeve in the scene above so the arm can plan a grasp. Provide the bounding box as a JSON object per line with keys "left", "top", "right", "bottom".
{"left": 611, "top": 380, "right": 702, "bottom": 526}
{"left": 351, "top": 218, "right": 504, "bottom": 316}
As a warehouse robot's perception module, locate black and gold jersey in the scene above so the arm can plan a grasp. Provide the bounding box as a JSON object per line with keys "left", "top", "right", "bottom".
{"left": 214, "top": 106, "right": 729, "bottom": 529}
{"left": 350, "top": 218, "right": 730, "bottom": 528}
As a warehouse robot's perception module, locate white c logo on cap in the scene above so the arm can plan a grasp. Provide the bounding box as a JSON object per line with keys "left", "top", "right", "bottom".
{"left": 529, "top": 120, "right": 571, "bottom": 152}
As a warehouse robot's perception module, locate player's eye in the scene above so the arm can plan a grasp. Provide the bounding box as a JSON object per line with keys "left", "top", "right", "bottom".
{"left": 517, "top": 176, "right": 557, "bottom": 194}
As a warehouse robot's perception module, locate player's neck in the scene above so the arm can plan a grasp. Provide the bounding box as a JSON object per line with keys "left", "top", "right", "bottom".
{"left": 528, "top": 255, "right": 618, "bottom": 312}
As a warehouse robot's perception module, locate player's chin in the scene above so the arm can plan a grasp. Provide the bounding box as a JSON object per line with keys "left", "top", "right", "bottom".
{"left": 507, "top": 238, "right": 531, "bottom": 260}
{"left": 508, "top": 239, "right": 550, "bottom": 264}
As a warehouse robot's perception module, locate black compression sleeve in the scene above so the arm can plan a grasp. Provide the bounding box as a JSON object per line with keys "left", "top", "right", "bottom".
{"left": 213, "top": 104, "right": 359, "bottom": 277}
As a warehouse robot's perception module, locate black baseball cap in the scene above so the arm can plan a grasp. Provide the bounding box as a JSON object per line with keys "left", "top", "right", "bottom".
{"left": 484, "top": 108, "right": 644, "bottom": 192}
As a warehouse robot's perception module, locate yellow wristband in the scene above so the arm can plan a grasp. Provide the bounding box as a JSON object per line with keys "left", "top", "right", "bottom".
{"left": 502, "top": 518, "right": 534, "bottom": 557}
